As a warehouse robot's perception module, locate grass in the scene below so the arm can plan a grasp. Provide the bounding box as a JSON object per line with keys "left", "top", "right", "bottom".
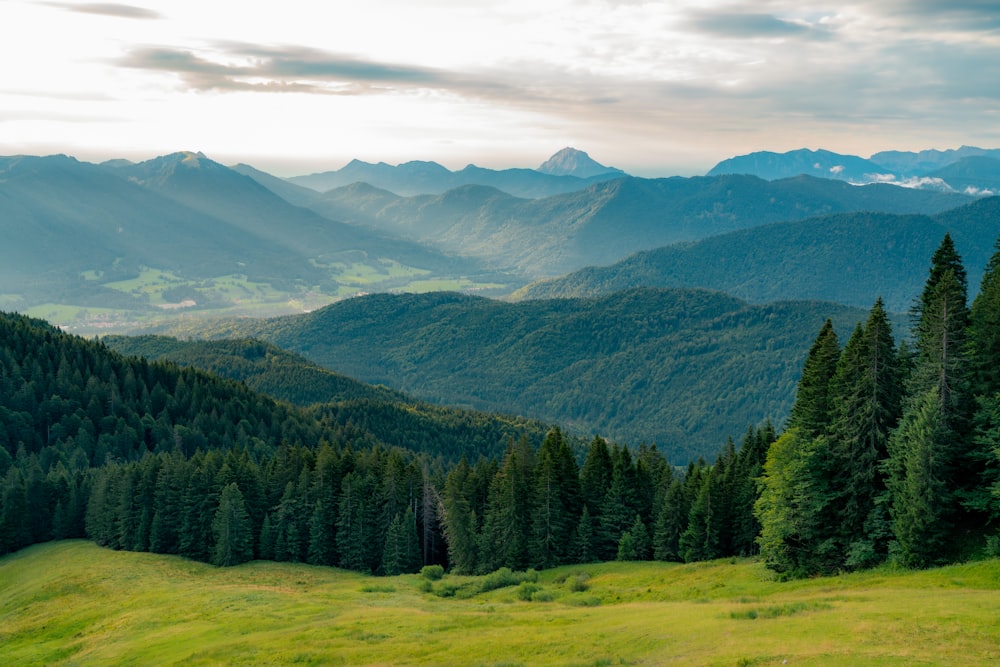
{"left": 3, "top": 543, "right": 999, "bottom": 666}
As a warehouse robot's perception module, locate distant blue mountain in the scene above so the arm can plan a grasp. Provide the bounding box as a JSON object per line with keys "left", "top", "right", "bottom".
{"left": 286, "top": 148, "right": 625, "bottom": 197}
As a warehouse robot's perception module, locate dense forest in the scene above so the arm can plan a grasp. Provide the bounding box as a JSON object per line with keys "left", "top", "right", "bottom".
{"left": 757, "top": 234, "right": 1000, "bottom": 576}
{"left": 1, "top": 232, "right": 999, "bottom": 577}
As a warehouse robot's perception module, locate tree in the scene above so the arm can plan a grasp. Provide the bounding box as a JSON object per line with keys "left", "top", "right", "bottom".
{"left": 755, "top": 429, "right": 838, "bottom": 578}
{"left": 440, "top": 457, "right": 478, "bottom": 574}
{"left": 212, "top": 482, "right": 253, "bottom": 567}
{"left": 530, "top": 428, "right": 580, "bottom": 568}
{"left": 787, "top": 319, "right": 840, "bottom": 439}
{"left": 381, "top": 507, "right": 421, "bottom": 575}
{"left": 885, "top": 390, "right": 952, "bottom": 568}
{"left": 826, "top": 299, "right": 901, "bottom": 568}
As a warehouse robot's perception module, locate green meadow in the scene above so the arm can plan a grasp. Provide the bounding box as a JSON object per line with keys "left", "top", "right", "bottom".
{"left": 2, "top": 542, "right": 998, "bottom": 666}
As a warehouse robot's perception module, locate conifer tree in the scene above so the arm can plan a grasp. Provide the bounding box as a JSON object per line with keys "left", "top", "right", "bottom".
{"left": 888, "top": 238, "right": 971, "bottom": 567}
{"left": 885, "top": 390, "right": 952, "bottom": 567}
{"left": 212, "top": 482, "right": 253, "bottom": 567}
{"left": 440, "top": 457, "right": 478, "bottom": 574}
{"left": 381, "top": 507, "right": 421, "bottom": 575}
{"left": 787, "top": 319, "right": 840, "bottom": 438}
{"left": 827, "top": 299, "right": 901, "bottom": 568}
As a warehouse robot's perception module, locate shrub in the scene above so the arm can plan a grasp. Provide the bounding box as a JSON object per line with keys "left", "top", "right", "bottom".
{"left": 516, "top": 582, "right": 541, "bottom": 601}
{"left": 530, "top": 589, "right": 554, "bottom": 602}
{"left": 420, "top": 564, "right": 445, "bottom": 581}
{"left": 567, "top": 574, "right": 590, "bottom": 592}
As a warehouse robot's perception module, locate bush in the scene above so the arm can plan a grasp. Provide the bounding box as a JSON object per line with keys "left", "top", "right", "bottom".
{"left": 531, "top": 589, "right": 554, "bottom": 602}
{"left": 567, "top": 574, "right": 590, "bottom": 592}
{"left": 516, "top": 582, "right": 541, "bottom": 601}
{"left": 434, "top": 581, "right": 459, "bottom": 598}
{"left": 420, "top": 564, "right": 445, "bottom": 581}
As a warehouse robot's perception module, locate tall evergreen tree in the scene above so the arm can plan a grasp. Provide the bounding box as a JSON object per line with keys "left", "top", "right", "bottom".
{"left": 440, "top": 457, "right": 478, "bottom": 574}
{"left": 212, "top": 482, "right": 254, "bottom": 567}
{"left": 755, "top": 429, "right": 838, "bottom": 578}
{"left": 885, "top": 390, "right": 952, "bottom": 568}
{"left": 787, "top": 319, "right": 841, "bottom": 438}
{"left": 888, "top": 239, "right": 971, "bottom": 567}
{"left": 381, "top": 507, "right": 421, "bottom": 576}
{"left": 827, "top": 299, "right": 902, "bottom": 568}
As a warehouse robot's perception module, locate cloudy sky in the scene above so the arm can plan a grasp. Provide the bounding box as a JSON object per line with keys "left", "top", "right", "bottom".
{"left": 2, "top": 0, "right": 999, "bottom": 176}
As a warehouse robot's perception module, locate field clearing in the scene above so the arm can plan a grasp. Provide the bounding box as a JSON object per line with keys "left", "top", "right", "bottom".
{"left": 2, "top": 542, "right": 999, "bottom": 666}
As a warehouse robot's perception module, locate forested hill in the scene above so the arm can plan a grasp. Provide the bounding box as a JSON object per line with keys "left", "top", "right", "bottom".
{"left": 98, "top": 334, "right": 567, "bottom": 463}
{"left": 166, "top": 288, "right": 886, "bottom": 462}
{"left": 514, "top": 196, "right": 1000, "bottom": 310}
{"left": 0, "top": 312, "right": 563, "bottom": 471}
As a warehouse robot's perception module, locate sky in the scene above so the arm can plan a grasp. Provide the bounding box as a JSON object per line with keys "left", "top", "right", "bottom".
{"left": 2, "top": 0, "right": 999, "bottom": 177}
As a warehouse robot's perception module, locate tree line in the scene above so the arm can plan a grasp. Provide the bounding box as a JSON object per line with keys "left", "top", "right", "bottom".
{"left": 756, "top": 234, "right": 1000, "bottom": 577}
{"left": 3, "top": 230, "right": 1000, "bottom": 578}
{"left": 0, "top": 308, "right": 775, "bottom": 571}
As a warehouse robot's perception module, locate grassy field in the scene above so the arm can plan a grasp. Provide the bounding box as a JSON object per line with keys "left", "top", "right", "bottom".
{"left": 2, "top": 541, "right": 998, "bottom": 666}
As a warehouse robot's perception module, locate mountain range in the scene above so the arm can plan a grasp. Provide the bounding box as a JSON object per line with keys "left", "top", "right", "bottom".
{"left": 302, "top": 173, "right": 971, "bottom": 278}
{"left": 514, "top": 196, "right": 1000, "bottom": 311}
{"left": 285, "top": 147, "right": 624, "bottom": 198}
{"left": 708, "top": 146, "right": 1000, "bottom": 193}
{"left": 3, "top": 148, "right": 981, "bottom": 333}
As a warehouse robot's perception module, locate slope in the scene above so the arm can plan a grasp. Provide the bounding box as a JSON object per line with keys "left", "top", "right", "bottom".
{"left": 310, "top": 173, "right": 972, "bottom": 278}
{"left": 0, "top": 152, "right": 508, "bottom": 331}
{"left": 175, "top": 288, "right": 885, "bottom": 462}
{"left": 515, "top": 196, "right": 1000, "bottom": 311}
{"left": 99, "top": 334, "right": 565, "bottom": 460}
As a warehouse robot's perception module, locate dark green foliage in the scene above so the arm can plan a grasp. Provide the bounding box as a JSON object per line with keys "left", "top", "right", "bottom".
{"left": 181, "top": 287, "right": 882, "bottom": 463}
{"left": 381, "top": 507, "right": 421, "bottom": 576}
{"left": 886, "top": 390, "right": 953, "bottom": 568}
{"left": 787, "top": 320, "right": 840, "bottom": 438}
{"left": 212, "top": 483, "right": 254, "bottom": 567}
{"left": 826, "top": 301, "right": 902, "bottom": 567}
{"left": 755, "top": 429, "right": 839, "bottom": 578}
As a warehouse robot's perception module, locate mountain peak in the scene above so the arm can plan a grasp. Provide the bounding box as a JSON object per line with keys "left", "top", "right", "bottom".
{"left": 537, "top": 147, "right": 623, "bottom": 178}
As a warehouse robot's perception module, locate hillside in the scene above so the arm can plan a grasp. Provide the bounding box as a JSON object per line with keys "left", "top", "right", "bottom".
{"left": 515, "top": 196, "right": 1000, "bottom": 310}
{"left": 308, "top": 173, "right": 971, "bottom": 278}
{"left": 4, "top": 541, "right": 999, "bottom": 666}
{"left": 0, "top": 152, "right": 507, "bottom": 332}
{"left": 99, "top": 334, "right": 567, "bottom": 459}
{"left": 165, "top": 288, "right": 886, "bottom": 462}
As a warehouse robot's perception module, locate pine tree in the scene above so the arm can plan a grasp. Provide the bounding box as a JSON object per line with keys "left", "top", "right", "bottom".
{"left": 478, "top": 438, "right": 533, "bottom": 572}
{"left": 212, "top": 482, "right": 254, "bottom": 567}
{"left": 827, "top": 299, "right": 901, "bottom": 568}
{"left": 969, "top": 236, "right": 1000, "bottom": 397}
{"left": 440, "top": 457, "right": 478, "bottom": 574}
{"left": 787, "top": 319, "right": 841, "bottom": 438}
{"left": 652, "top": 478, "right": 687, "bottom": 562}
{"left": 381, "top": 507, "right": 421, "bottom": 576}
{"left": 885, "top": 390, "right": 952, "bottom": 568}
{"left": 755, "top": 429, "right": 838, "bottom": 577}
{"left": 530, "top": 428, "right": 580, "bottom": 568}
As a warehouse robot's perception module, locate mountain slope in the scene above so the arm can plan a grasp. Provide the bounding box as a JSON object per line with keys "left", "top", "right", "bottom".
{"left": 309, "top": 173, "right": 972, "bottom": 278}
{"left": 176, "top": 288, "right": 886, "bottom": 462}
{"left": 537, "top": 147, "right": 624, "bottom": 178}
{"left": 0, "top": 152, "right": 500, "bottom": 331}
{"left": 871, "top": 145, "right": 1000, "bottom": 176}
{"left": 708, "top": 148, "right": 886, "bottom": 182}
{"left": 514, "top": 196, "right": 1000, "bottom": 310}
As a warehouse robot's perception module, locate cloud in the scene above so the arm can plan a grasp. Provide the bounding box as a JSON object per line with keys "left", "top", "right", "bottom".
{"left": 116, "top": 43, "right": 490, "bottom": 96}
{"left": 45, "top": 2, "right": 162, "bottom": 19}
{"left": 684, "top": 9, "right": 830, "bottom": 39}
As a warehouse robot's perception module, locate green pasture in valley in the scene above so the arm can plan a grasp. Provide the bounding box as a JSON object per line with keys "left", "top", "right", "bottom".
{"left": 2, "top": 541, "right": 998, "bottom": 666}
